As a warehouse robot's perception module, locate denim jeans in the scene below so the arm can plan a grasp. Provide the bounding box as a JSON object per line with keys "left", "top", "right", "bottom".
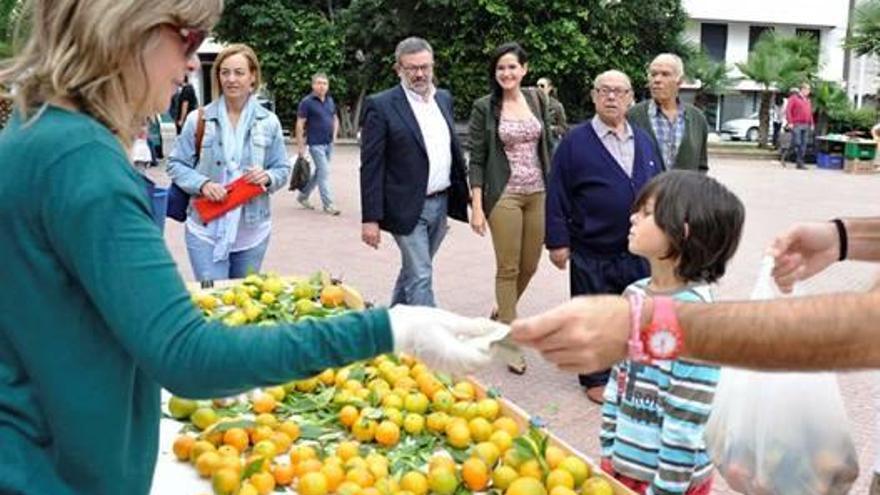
{"left": 300, "top": 144, "right": 334, "bottom": 208}
{"left": 391, "top": 194, "right": 448, "bottom": 306}
{"left": 185, "top": 230, "right": 270, "bottom": 282}
{"left": 792, "top": 124, "right": 811, "bottom": 167}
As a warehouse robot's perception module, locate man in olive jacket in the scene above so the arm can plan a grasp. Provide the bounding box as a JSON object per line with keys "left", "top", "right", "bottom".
{"left": 627, "top": 53, "right": 709, "bottom": 173}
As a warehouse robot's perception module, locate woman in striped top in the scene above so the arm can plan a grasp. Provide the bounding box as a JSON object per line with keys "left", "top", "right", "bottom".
{"left": 600, "top": 171, "right": 745, "bottom": 495}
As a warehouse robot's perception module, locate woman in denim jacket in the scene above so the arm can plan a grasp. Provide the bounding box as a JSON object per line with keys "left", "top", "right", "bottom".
{"left": 168, "top": 44, "right": 290, "bottom": 282}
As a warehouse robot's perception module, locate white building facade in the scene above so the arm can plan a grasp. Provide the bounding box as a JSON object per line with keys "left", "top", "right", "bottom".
{"left": 681, "top": 0, "right": 856, "bottom": 130}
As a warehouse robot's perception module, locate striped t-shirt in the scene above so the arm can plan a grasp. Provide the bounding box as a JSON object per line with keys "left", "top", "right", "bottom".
{"left": 600, "top": 278, "right": 718, "bottom": 495}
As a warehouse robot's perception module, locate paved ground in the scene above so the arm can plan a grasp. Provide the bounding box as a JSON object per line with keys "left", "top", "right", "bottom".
{"left": 149, "top": 148, "right": 880, "bottom": 494}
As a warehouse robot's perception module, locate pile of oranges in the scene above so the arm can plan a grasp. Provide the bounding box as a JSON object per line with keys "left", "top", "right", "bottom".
{"left": 172, "top": 276, "right": 620, "bottom": 495}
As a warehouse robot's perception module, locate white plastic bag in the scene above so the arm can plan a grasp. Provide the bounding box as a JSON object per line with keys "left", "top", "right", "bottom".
{"left": 704, "top": 257, "right": 859, "bottom": 495}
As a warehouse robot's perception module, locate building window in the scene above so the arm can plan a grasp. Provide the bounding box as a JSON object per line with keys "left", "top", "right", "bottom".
{"left": 749, "top": 25, "right": 774, "bottom": 52}
{"left": 701, "top": 23, "right": 728, "bottom": 62}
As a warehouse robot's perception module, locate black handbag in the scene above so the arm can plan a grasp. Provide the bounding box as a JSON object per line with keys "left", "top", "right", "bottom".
{"left": 166, "top": 108, "right": 205, "bottom": 222}
{"left": 288, "top": 154, "right": 311, "bottom": 192}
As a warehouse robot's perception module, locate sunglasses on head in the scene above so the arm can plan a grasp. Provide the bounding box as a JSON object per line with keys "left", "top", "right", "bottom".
{"left": 171, "top": 25, "right": 207, "bottom": 58}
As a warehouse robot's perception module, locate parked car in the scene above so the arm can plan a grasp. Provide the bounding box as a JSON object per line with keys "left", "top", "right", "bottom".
{"left": 720, "top": 113, "right": 761, "bottom": 142}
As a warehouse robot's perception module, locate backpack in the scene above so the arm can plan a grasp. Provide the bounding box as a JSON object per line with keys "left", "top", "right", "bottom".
{"left": 166, "top": 108, "right": 206, "bottom": 221}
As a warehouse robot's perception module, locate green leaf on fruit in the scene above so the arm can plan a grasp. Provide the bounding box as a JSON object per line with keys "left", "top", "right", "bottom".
{"left": 241, "top": 457, "right": 265, "bottom": 480}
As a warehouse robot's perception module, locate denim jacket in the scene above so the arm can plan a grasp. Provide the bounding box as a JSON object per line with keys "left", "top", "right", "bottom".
{"left": 167, "top": 99, "right": 291, "bottom": 225}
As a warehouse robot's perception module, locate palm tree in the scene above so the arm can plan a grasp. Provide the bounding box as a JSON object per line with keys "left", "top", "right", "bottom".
{"left": 736, "top": 32, "right": 816, "bottom": 148}
{"left": 847, "top": 0, "right": 880, "bottom": 58}
{"left": 687, "top": 50, "right": 735, "bottom": 111}
{"left": 811, "top": 81, "right": 852, "bottom": 137}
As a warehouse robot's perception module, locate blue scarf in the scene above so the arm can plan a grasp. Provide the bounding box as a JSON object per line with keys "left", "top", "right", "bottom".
{"left": 213, "top": 94, "right": 258, "bottom": 262}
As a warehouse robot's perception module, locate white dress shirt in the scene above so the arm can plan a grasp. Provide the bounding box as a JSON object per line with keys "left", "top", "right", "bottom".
{"left": 403, "top": 84, "right": 452, "bottom": 195}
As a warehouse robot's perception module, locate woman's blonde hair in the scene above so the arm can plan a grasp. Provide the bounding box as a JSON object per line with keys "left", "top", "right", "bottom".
{"left": 214, "top": 43, "right": 261, "bottom": 94}
{"left": 0, "top": 0, "right": 223, "bottom": 144}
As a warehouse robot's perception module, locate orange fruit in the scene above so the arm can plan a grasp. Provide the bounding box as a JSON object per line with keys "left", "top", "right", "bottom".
{"left": 189, "top": 440, "right": 216, "bottom": 464}
{"left": 580, "top": 478, "right": 613, "bottom": 495}
{"left": 429, "top": 455, "right": 457, "bottom": 473}
{"left": 468, "top": 417, "right": 493, "bottom": 442}
{"left": 195, "top": 451, "right": 222, "bottom": 478}
{"left": 249, "top": 471, "right": 276, "bottom": 495}
{"left": 252, "top": 394, "right": 277, "bottom": 414}
{"left": 493, "top": 417, "right": 520, "bottom": 437}
{"left": 432, "top": 390, "right": 454, "bottom": 412}
{"left": 404, "top": 392, "right": 429, "bottom": 414}
{"left": 340, "top": 405, "right": 360, "bottom": 428}
{"left": 403, "top": 413, "right": 425, "bottom": 435}
{"left": 272, "top": 463, "right": 295, "bottom": 486}
{"left": 279, "top": 421, "right": 301, "bottom": 442}
{"left": 374, "top": 477, "right": 399, "bottom": 495}
{"left": 477, "top": 398, "right": 501, "bottom": 420}
{"left": 321, "top": 462, "right": 346, "bottom": 491}
{"left": 255, "top": 412, "right": 280, "bottom": 429}
{"left": 319, "top": 368, "right": 336, "bottom": 385}
{"left": 223, "top": 427, "right": 250, "bottom": 453}
{"left": 362, "top": 487, "right": 382, "bottom": 495}
{"left": 346, "top": 467, "right": 376, "bottom": 488}
{"left": 190, "top": 407, "right": 218, "bottom": 430}
{"left": 445, "top": 421, "right": 471, "bottom": 449}
{"left": 399, "top": 471, "right": 428, "bottom": 495}
{"left": 211, "top": 467, "right": 241, "bottom": 495}
{"left": 426, "top": 412, "right": 450, "bottom": 433}
{"left": 503, "top": 448, "right": 525, "bottom": 469}
{"left": 505, "top": 477, "right": 548, "bottom": 495}
{"left": 492, "top": 465, "right": 519, "bottom": 491}
{"left": 337, "top": 480, "right": 363, "bottom": 495}
{"left": 265, "top": 385, "right": 286, "bottom": 401}
{"left": 296, "top": 458, "right": 324, "bottom": 477}
{"left": 320, "top": 285, "right": 345, "bottom": 307}
{"left": 558, "top": 456, "right": 589, "bottom": 486}
{"left": 253, "top": 439, "right": 277, "bottom": 460}
{"left": 428, "top": 467, "right": 459, "bottom": 495}
{"left": 461, "top": 458, "right": 490, "bottom": 491}
{"left": 250, "top": 425, "right": 274, "bottom": 445}
{"left": 290, "top": 445, "right": 319, "bottom": 464}
{"left": 472, "top": 441, "right": 501, "bottom": 467}
{"left": 217, "top": 455, "right": 242, "bottom": 474}
{"left": 336, "top": 441, "right": 360, "bottom": 461}
{"left": 300, "top": 471, "right": 330, "bottom": 495}
{"left": 217, "top": 445, "right": 239, "bottom": 458}
{"left": 352, "top": 418, "right": 377, "bottom": 443}
{"left": 519, "top": 459, "right": 544, "bottom": 480}
{"left": 271, "top": 431, "right": 293, "bottom": 454}
{"left": 550, "top": 486, "right": 578, "bottom": 495}
{"left": 452, "top": 381, "right": 475, "bottom": 401}
{"left": 546, "top": 469, "right": 575, "bottom": 490}
{"left": 172, "top": 435, "right": 195, "bottom": 461}
{"left": 490, "top": 430, "right": 513, "bottom": 453}
{"left": 545, "top": 446, "right": 566, "bottom": 470}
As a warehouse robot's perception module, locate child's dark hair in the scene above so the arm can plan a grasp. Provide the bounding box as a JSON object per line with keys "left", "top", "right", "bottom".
{"left": 632, "top": 171, "right": 745, "bottom": 283}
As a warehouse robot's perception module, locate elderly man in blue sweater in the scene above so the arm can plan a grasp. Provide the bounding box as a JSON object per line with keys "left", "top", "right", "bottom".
{"left": 545, "top": 69, "right": 662, "bottom": 404}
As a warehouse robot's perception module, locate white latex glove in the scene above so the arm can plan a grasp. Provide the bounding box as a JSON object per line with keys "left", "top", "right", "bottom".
{"left": 388, "top": 305, "right": 506, "bottom": 375}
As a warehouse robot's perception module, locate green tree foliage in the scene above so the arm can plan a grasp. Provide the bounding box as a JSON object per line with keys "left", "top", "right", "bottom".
{"left": 214, "top": 0, "right": 688, "bottom": 133}
{"left": 847, "top": 0, "right": 880, "bottom": 57}
{"left": 214, "top": 0, "right": 347, "bottom": 127}
{"left": 684, "top": 47, "right": 734, "bottom": 111}
{"left": 736, "top": 32, "right": 817, "bottom": 148}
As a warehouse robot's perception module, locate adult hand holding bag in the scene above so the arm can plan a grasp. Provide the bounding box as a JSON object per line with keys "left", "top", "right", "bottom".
{"left": 287, "top": 154, "right": 311, "bottom": 192}
{"left": 704, "top": 256, "right": 859, "bottom": 495}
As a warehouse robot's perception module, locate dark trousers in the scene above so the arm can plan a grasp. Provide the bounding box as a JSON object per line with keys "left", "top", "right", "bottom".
{"left": 571, "top": 250, "right": 649, "bottom": 389}
{"left": 792, "top": 124, "right": 811, "bottom": 167}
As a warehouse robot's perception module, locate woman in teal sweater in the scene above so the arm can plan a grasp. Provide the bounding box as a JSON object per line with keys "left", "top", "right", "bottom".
{"left": 0, "top": 1, "right": 493, "bottom": 494}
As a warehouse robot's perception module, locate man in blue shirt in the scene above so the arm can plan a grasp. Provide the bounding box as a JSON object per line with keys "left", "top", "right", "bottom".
{"left": 296, "top": 73, "right": 340, "bottom": 215}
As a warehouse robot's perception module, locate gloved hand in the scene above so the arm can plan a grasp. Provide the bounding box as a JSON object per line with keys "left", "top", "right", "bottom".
{"left": 388, "top": 305, "right": 506, "bottom": 375}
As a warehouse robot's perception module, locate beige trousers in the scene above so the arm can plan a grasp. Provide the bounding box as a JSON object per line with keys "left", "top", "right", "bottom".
{"left": 487, "top": 191, "right": 545, "bottom": 324}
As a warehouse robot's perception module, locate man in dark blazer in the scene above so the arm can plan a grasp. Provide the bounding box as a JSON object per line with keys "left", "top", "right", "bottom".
{"left": 628, "top": 53, "right": 709, "bottom": 173}
{"left": 360, "top": 37, "right": 469, "bottom": 306}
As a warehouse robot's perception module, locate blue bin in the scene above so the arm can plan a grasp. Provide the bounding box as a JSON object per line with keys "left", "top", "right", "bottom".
{"left": 816, "top": 152, "right": 844, "bottom": 170}
{"left": 150, "top": 186, "right": 168, "bottom": 232}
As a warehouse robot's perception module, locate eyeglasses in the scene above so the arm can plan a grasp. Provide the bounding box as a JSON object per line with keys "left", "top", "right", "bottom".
{"left": 171, "top": 25, "right": 207, "bottom": 58}
{"left": 593, "top": 86, "right": 631, "bottom": 98}
{"left": 401, "top": 63, "right": 434, "bottom": 75}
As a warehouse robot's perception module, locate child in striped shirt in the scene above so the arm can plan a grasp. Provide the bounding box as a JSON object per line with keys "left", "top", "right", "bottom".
{"left": 599, "top": 171, "right": 745, "bottom": 495}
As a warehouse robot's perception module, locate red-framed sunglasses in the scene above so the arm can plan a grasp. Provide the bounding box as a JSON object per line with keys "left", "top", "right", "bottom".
{"left": 173, "top": 26, "right": 207, "bottom": 58}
